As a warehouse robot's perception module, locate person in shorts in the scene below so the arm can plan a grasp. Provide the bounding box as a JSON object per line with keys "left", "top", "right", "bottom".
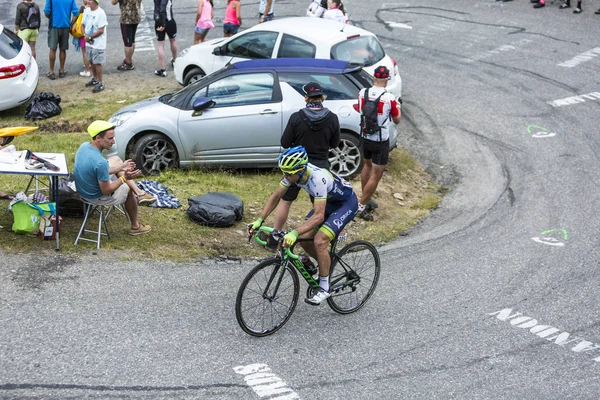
{"left": 111, "top": 0, "right": 141, "bottom": 70}
{"left": 356, "top": 65, "right": 401, "bottom": 221}
{"left": 274, "top": 81, "right": 340, "bottom": 232}
{"left": 223, "top": 0, "right": 241, "bottom": 37}
{"left": 15, "top": 0, "right": 41, "bottom": 59}
{"left": 82, "top": 0, "right": 107, "bottom": 93}
{"left": 194, "top": 0, "right": 214, "bottom": 44}
{"left": 74, "top": 120, "right": 157, "bottom": 236}
{"left": 248, "top": 146, "right": 358, "bottom": 306}
{"left": 43, "top": 0, "right": 79, "bottom": 79}
{"left": 154, "top": 0, "right": 177, "bottom": 77}
{"left": 258, "top": 0, "right": 274, "bottom": 23}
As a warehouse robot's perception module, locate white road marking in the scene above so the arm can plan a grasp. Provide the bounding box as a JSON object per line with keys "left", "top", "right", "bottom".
{"left": 490, "top": 308, "right": 600, "bottom": 362}
{"left": 135, "top": 3, "right": 156, "bottom": 52}
{"left": 234, "top": 363, "right": 301, "bottom": 399}
{"left": 385, "top": 21, "right": 413, "bottom": 30}
{"left": 547, "top": 92, "right": 600, "bottom": 108}
{"left": 558, "top": 47, "right": 600, "bottom": 68}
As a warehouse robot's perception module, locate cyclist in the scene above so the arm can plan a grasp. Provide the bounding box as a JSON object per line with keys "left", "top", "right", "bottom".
{"left": 249, "top": 146, "right": 358, "bottom": 305}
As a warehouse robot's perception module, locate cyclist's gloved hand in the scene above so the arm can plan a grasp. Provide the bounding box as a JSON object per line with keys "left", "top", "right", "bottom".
{"left": 248, "top": 217, "right": 263, "bottom": 234}
{"left": 283, "top": 230, "right": 298, "bottom": 248}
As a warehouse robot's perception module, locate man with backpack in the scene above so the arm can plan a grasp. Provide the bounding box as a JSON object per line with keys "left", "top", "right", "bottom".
{"left": 357, "top": 65, "right": 402, "bottom": 221}
{"left": 44, "top": 0, "right": 79, "bottom": 79}
{"left": 14, "top": 0, "right": 41, "bottom": 59}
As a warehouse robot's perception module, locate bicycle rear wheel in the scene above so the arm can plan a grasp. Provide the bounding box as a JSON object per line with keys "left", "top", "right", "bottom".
{"left": 235, "top": 258, "right": 299, "bottom": 337}
{"left": 327, "top": 240, "right": 380, "bottom": 314}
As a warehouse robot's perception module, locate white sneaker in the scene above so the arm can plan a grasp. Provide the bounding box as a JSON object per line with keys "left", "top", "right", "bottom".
{"left": 79, "top": 71, "right": 91, "bottom": 77}
{"left": 305, "top": 288, "right": 331, "bottom": 306}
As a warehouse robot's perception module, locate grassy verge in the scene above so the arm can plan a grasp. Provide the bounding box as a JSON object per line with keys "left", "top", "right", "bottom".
{"left": 0, "top": 76, "right": 444, "bottom": 261}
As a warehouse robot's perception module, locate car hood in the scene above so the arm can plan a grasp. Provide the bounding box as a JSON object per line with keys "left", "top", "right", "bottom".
{"left": 114, "top": 96, "right": 162, "bottom": 114}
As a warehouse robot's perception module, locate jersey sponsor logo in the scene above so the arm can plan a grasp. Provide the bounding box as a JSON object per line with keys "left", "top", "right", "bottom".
{"left": 332, "top": 208, "right": 354, "bottom": 228}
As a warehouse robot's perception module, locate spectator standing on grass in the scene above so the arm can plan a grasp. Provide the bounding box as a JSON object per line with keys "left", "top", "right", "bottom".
{"left": 153, "top": 0, "right": 177, "bottom": 77}
{"left": 194, "top": 0, "right": 214, "bottom": 44}
{"left": 306, "top": 0, "right": 327, "bottom": 17}
{"left": 223, "top": 0, "right": 241, "bottom": 37}
{"left": 323, "top": 0, "right": 348, "bottom": 23}
{"left": 356, "top": 65, "right": 401, "bottom": 222}
{"left": 81, "top": 0, "right": 107, "bottom": 93}
{"left": 559, "top": 0, "right": 583, "bottom": 13}
{"left": 15, "top": 0, "right": 41, "bottom": 60}
{"left": 274, "top": 81, "right": 340, "bottom": 232}
{"left": 75, "top": 0, "right": 92, "bottom": 77}
{"left": 258, "top": 0, "right": 273, "bottom": 23}
{"left": 44, "top": 0, "right": 79, "bottom": 79}
{"left": 112, "top": 0, "right": 141, "bottom": 71}
{"left": 74, "top": 120, "right": 156, "bottom": 236}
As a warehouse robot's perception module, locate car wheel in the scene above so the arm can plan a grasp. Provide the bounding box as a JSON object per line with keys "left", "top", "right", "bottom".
{"left": 329, "top": 132, "right": 363, "bottom": 179}
{"left": 132, "top": 133, "right": 179, "bottom": 175}
{"left": 183, "top": 67, "right": 205, "bottom": 86}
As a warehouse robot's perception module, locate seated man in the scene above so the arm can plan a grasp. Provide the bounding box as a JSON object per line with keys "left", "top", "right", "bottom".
{"left": 249, "top": 146, "right": 358, "bottom": 305}
{"left": 73, "top": 120, "right": 156, "bottom": 235}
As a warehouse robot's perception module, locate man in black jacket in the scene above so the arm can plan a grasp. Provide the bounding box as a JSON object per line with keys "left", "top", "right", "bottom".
{"left": 274, "top": 81, "right": 341, "bottom": 231}
{"left": 153, "top": 0, "right": 177, "bottom": 77}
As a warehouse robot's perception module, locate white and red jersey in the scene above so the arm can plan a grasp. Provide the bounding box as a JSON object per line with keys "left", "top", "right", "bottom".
{"left": 357, "top": 86, "right": 400, "bottom": 142}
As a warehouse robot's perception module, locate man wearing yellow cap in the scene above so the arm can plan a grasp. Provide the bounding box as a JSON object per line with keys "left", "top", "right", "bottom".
{"left": 73, "top": 120, "right": 156, "bottom": 235}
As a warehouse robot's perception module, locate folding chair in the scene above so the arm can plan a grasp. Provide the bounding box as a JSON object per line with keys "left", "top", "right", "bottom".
{"left": 74, "top": 199, "right": 127, "bottom": 249}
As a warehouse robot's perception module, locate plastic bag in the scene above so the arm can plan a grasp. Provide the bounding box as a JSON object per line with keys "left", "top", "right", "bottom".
{"left": 24, "top": 92, "right": 62, "bottom": 120}
{"left": 50, "top": 174, "right": 85, "bottom": 218}
{"left": 11, "top": 201, "right": 56, "bottom": 234}
{"left": 187, "top": 192, "right": 244, "bottom": 227}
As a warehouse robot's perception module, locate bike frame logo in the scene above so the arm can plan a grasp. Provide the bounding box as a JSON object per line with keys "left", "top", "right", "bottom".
{"left": 532, "top": 228, "right": 568, "bottom": 247}
{"left": 527, "top": 124, "right": 556, "bottom": 138}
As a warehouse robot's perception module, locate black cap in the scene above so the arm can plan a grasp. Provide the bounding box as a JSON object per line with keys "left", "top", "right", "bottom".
{"left": 373, "top": 65, "right": 390, "bottom": 80}
{"left": 302, "top": 82, "right": 325, "bottom": 97}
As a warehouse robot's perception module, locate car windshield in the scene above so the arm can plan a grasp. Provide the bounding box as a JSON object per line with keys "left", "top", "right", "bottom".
{"left": 330, "top": 36, "right": 385, "bottom": 67}
{"left": 164, "top": 66, "right": 230, "bottom": 105}
{"left": 0, "top": 28, "right": 23, "bottom": 60}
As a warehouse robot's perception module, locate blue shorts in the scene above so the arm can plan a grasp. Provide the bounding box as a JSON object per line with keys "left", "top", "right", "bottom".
{"left": 223, "top": 23, "right": 239, "bottom": 35}
{"left": 195, "top": 26, "right": 210, "bottom": 35}
{"left": 306, "top": 194, "right": 358, "bottom": 240}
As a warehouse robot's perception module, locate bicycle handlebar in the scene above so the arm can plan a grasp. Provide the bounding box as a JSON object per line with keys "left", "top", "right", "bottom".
{"left": 250, "top": 225, "right": 312, "bottom": 260}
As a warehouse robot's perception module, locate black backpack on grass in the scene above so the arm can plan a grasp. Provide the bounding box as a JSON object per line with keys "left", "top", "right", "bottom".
{"left": 360, "top": 88, "right": 388, "bottom": 141}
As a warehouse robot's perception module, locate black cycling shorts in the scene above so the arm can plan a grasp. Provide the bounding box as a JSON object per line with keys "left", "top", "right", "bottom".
{"left": 361, "top": 138, "right": 389, "bottom": 166}
{"left": 120, "top": 23, "right": 138, "bottom": 47}
{"left": 155, "top": 19, "right": 177, "bottom": 41}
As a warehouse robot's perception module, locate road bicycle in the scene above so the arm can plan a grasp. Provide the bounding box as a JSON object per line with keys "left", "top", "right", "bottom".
{"left": 235, "top": 226, "right": 381, "bottom": 337}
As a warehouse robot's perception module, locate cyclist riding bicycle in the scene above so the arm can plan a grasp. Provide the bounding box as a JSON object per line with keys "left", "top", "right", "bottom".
{"left": 248, "top": 146, "right": 359, "bottom": 305}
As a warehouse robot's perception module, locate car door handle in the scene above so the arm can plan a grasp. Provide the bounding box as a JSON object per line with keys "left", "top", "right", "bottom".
{"left": 259, "top": 109, "right": 278, "bottom": 115}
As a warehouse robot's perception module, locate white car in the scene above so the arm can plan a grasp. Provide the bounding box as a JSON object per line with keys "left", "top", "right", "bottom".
{"left": 174, "top": 17, "right": 402, "bottom": 101}
{"left": 0, "top": 24, "right": 38, "bottom": 112}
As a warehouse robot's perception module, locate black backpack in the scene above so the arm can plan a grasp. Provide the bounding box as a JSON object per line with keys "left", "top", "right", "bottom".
{"left": 360, "top": 88, "right": 388, "bottom": 141}
{"left": 25, "top": 3, "right": 40, "bottom": 29}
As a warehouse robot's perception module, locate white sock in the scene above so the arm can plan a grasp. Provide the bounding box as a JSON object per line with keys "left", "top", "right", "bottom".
{"left": 358, "top": 203, "right": 366, "bottom": 212}
{"left": 319, "top": 276, "right": 329, "bottom": 292}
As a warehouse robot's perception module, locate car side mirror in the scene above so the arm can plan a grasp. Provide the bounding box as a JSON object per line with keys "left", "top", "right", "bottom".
{"left": 212, "top": 46, "right": 223, "bottom": 56}
{"left": 193, "top": 97, "right": 215, "bottom": 112}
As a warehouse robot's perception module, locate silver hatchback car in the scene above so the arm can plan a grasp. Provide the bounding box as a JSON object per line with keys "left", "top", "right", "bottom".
{"left": 108, "top": 58, "right": 397, "bottom": 179}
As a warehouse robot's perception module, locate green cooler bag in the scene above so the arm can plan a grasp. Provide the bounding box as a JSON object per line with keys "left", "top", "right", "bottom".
{"left": 12, "top": 201, "right": 56, "bottom": 235}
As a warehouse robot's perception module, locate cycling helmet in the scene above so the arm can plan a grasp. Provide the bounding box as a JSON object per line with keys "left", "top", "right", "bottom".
{"left": 278, "top": 146, "right": 309, "bottom": 174}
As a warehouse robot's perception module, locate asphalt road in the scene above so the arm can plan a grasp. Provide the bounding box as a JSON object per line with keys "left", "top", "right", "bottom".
{"left": 2, "top": 0, "right": 600, "bottom": 398}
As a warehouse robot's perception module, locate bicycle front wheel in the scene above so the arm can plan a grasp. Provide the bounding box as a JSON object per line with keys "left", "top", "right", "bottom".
{"left": 327, "top": 240, "right": 380, "bottom": 314}
{"left": 235, "top": 258, "right": 299, "bottom": 337}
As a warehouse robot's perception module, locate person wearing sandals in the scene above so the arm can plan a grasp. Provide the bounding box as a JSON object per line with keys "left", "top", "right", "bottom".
{"left": 559, "top": 0, "right": 583, "bottom": 13}
{"left": 194, "top": 0, "right": 214, "bottom": 44}
{"left": 112, "top": 0, "right": 141, "bottom": 71}
{"left": 43, "top": 0, "right": 79, "bottom": 79}
{"left": 74, "top": 121, "right": 156, "bottom": 236}
{"left": 81, "top": 0, "right": 107, "bottom": 93}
